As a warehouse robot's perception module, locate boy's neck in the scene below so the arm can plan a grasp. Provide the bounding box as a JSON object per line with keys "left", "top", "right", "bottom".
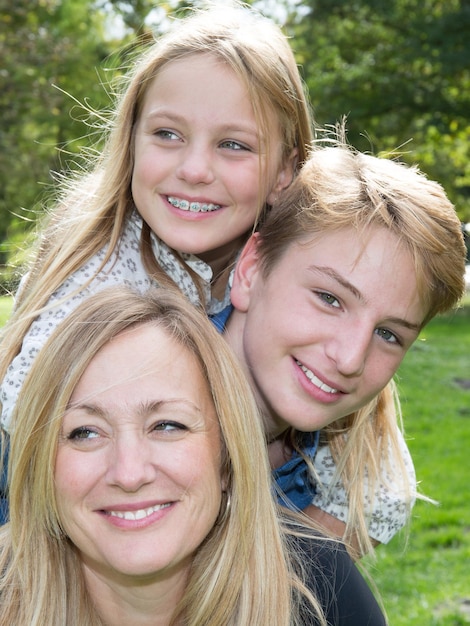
{"left": 224, "top": 310, "right": 288, "bottom": 442}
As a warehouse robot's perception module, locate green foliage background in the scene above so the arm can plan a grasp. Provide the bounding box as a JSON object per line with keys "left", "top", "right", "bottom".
{"left": 1, "top": 0, "right": 469, "bottom": 287}
{"left": 371, "top": 302, "right": 470, "bottom": 625}
{"left": 1, "top": 2, "right": 469, "bottom": 621}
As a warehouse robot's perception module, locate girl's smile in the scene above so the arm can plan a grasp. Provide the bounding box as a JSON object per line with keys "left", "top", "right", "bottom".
{"left": 132, "top": 53, "right": 295, "bottom": 272}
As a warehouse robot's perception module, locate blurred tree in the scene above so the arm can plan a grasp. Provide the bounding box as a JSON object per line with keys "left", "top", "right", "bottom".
{"left": 0, "top": 0, "right": 111, "bottom": 271}
{"left": 286, "top": 0, "right": 470, "bottom": 219}
{"left": 1, "top": 0, "right": 469, "bottom": 288}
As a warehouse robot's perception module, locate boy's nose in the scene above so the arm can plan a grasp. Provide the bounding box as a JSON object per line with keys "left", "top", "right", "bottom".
{"left": 325, "top": 324, "right": 371, "bottom": 378}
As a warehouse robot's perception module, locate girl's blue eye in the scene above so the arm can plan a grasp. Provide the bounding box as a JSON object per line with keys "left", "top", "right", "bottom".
{"left": 155, "top": 129, "right": 180, "bottom": 141}
{"left": 219, "top": 140, "right": 248, "bottom": 151}
{"left": 68, "top": 427, "right": 99, "bottom": 440}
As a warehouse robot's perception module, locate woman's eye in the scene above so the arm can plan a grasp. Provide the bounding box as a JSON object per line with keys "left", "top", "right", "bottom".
{"left": 318, "top": 291, "right": 340, "bottom": 308}
{"left": 67, "top": 426, "right": 99, "bottom": 441}
{"left": 153, "top": 421, "right": 187, "bottom": 433}
{"left": 375, "top": 328, "right": 400, "bottom": 344}
{"left": 219, "top": 139, "right": 249, "bottom": 151}
{"left": 154, "top": 129, "right": 180, "bottom": 141}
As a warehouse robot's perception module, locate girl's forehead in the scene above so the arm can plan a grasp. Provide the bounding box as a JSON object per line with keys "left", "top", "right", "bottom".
{"left": 140, "top": 53, "right": 284, "bottom": 154}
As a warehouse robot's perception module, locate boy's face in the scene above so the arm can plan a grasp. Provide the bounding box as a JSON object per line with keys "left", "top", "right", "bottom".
{"left": 227, "top": 227, "right": 426, "bottom": 437}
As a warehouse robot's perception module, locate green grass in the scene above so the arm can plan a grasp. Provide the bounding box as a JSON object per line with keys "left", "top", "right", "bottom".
{"left": 0, "top": 293, "right": 469, "bottom": 624}
{"left": 370, "top": 301, "right": 470, "bottom": 625}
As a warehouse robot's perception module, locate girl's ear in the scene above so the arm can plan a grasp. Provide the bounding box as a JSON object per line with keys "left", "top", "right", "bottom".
{"left": 230, "top": 234, "right": 261, "bottom": 313}
{"left": 267, "top": 147, "right": 298, "bottom": 205}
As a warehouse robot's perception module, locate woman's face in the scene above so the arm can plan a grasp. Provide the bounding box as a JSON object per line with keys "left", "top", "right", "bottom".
{"left": 55, "top": 323, "right": 223, "bottom": 587}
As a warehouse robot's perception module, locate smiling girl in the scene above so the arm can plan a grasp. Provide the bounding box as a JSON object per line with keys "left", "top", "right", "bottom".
{"left": 0, "top": 4, "right": 311, "bottom": 431}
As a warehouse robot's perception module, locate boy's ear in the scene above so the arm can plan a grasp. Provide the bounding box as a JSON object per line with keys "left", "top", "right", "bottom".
{"left": 266, "top": 147, "right": 298, "bottom": 205}
{"left": 230, "top": 234, "right": 261, "bottom": 313}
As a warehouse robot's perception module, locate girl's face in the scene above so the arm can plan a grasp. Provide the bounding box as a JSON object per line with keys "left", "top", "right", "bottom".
{"left": 55, "top": 323, "right": 222, "bottom": 592}
{"left": 229, "top": 227, "right": 427, "bottom": 437}
{"left": 132, "top": 53, "right": 296, "bottom": 273}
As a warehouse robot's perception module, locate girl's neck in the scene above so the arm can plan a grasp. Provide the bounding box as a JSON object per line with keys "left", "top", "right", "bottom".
{"left": 199, "top": 232, "right": 250, "bottom": 290}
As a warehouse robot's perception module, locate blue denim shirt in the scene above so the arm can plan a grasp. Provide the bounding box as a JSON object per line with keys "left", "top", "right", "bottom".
{"left": 272, "top": 431, "right": 319, "bottom": 509}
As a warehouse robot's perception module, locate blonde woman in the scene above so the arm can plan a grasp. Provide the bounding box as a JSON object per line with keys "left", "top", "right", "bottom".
{"left": 0, "top": 287, "right": 385, "bottom": 625}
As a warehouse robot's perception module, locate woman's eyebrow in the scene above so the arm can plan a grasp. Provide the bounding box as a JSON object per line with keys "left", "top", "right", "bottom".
{"left": 65, "top": 398, "right": 203, "bottom": 417}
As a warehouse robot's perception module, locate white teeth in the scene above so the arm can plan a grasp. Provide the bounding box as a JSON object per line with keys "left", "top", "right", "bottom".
{"left": 108, "top": 503, "right": 171, "bottom": 521}
{"left": 168, "top": 196, "right": 221, "bottom": 212}
{"left": 295, "top": 360, "right": 338, "bottom": 394}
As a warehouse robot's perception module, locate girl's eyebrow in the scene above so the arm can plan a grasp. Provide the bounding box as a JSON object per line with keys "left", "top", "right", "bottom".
{"left": 308, "top": 265, "right": 422, "bottom": 332}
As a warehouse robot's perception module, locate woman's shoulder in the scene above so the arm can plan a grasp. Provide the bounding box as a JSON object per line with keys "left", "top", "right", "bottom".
{"left": 289, "top": 531, "right": 386, "bottom": 626}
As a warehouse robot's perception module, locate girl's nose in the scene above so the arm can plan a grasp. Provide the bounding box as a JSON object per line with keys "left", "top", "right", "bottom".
{"left": 175, "top": 143, "right": 216, "bottom": 186}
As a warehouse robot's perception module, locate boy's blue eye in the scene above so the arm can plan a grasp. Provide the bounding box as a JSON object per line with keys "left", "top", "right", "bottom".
{"left": 375, "top": 328, "right": 399, "bottom": 344}
{"left": 318, "top": 292, "right": 340, "bottom": 308}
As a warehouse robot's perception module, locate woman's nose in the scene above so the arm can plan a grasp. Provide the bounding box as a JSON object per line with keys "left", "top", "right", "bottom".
{"left": 106, "top": 435, "right": 156, "bottom": 492}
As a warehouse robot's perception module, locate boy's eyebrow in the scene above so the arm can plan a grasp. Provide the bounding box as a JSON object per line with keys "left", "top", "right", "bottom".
{"left": 310, "top": 265, "right": 364, "bottom": 301}
{"left": 385, "top": 317, "right": 422, "bottom": 332}
{"left": 308, "top": 265, "right": 422, "bottom": 332}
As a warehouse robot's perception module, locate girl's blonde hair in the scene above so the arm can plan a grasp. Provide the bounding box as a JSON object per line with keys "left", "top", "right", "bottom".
{"left": 0, "top": 286, "right": 324, "bottom": 625}
{"left": 0, "top": 3, "right": 313, "bottom": 393}
{"left": 256, "top": 137, "right": 466, "bottom": 557}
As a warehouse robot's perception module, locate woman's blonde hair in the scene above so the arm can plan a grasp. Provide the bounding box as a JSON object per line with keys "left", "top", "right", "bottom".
{"left": 0, "top": 286, "right": 323, "bottom": 625}
{"left": 0, "top": 3, "right": 313, "bottom": 392}
{"left": 256, "top": 136, "right": 467, "bottom": 557}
